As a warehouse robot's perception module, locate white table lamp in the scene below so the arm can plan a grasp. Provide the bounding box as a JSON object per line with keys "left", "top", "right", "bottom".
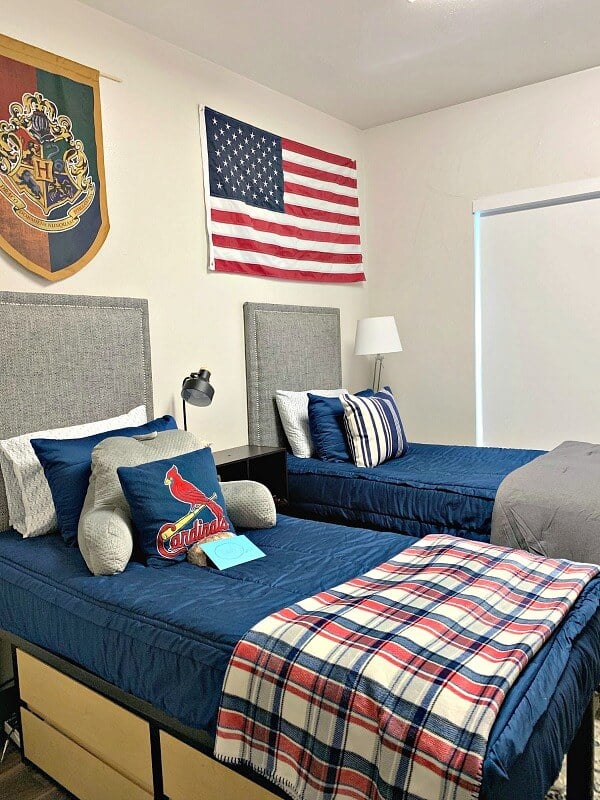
{"left": 354, "top": 316, "right": 402, "bottom": 391}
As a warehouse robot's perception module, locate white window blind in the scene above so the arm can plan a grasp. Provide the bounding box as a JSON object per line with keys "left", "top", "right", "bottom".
{"left": 475, "top": 186, "right": 600, "bottom": 450}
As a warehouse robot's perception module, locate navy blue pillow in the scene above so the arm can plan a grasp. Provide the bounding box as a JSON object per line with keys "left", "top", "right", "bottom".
{"left": 308, "top": 389, "right": 374, "bottom": 462}
{"left": 118, "top": 448, "right": 235, "bottom": 568}
{"left": 31, "top": 415, "right": 177, "bottom": 546}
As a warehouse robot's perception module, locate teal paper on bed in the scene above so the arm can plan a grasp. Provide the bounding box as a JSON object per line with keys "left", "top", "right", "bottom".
{"left": 201, "top": 535, "right": 265, "bottom": 569}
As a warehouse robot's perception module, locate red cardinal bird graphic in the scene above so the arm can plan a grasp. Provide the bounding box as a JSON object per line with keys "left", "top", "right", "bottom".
{"left": 164, "top": 465, "right": 223, "bottom": 520}
{"left": 157, "top": 465, "right": 229, "bottom": 558}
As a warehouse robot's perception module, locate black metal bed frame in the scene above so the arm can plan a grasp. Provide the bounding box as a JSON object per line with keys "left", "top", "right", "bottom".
{"left": 0, "top": 628, "right": 594, "bottom": 800}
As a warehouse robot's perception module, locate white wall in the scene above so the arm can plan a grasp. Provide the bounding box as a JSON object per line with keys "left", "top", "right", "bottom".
{"left": 0, "top": 0, "right": 370, "bottom": 445}
{"left": 364, "top": 68, "right": 600, "bottom": 445}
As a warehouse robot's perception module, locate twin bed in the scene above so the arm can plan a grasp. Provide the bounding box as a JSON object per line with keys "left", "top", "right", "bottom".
{"left": 0, "top": 292, "right": 598, "bottom": 800}
{"left": 285, "top": 444, "right": 541, "bottom": 541}
{"left": 243, "top": 302, "right": 543, "bottom": 542}
{"left": 244, "top": 301, "right": 600, "bottom": 565}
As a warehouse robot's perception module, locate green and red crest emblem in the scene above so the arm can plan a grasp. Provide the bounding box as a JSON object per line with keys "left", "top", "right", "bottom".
{"left": 0, "top": 35, "right": 109, "bottom": 281}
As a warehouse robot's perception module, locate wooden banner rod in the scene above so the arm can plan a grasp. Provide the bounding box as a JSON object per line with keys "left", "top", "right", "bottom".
{"left": 100, "top": 71, "right": 123, "bottom": 83}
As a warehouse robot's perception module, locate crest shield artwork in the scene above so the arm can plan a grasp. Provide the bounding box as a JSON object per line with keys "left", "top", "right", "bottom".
{"left": 0, "top": 35, "right": 109, "bottom": 280}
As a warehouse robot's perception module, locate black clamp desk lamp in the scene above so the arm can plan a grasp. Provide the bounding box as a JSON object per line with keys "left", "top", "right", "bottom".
{"left": 181, "top": 369, "right": 214, "bottom": 430}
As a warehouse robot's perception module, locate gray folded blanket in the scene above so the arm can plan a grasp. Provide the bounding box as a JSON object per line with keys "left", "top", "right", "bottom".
{"left": 491, "top": 440, "right": 600, "bottom": 565}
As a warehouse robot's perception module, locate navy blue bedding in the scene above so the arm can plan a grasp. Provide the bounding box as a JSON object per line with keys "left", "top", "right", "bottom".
{"left": 287, "top": 443, "right": 544, "bottom": 542}
{"left": 0, "top": 515, "right": 598, "bottom": 800}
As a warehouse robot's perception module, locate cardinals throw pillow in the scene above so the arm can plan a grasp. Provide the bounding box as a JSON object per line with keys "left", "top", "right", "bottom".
{"left": 118, "top": 447, "right": 235, "bottom": 568}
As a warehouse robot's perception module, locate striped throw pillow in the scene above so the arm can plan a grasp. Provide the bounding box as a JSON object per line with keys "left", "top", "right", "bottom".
{"left": 341, "top": 387, "right": 408, "bottom": 468}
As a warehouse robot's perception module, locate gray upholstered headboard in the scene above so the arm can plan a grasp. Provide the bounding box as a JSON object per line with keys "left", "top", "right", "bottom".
{"left": 244, "top": 302, "right": 342, "bottom": 447}
{"left": 0, "top": 291, "right": 154, "bottom": 531}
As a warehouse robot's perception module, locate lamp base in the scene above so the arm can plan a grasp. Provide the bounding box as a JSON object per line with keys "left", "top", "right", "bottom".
{"left": 373, "top": 354, "right": 384, "bottom": 392}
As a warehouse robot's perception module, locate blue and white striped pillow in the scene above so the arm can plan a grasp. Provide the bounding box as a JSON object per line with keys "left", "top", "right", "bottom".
{"left": 341, "top": 387, "right": 408, "bottom": 468}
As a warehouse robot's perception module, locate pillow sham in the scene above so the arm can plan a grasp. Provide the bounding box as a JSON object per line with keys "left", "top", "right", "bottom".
{"left": 118, "top": 447, "right": 235, "bottom": 568}
{"left": 308, "top": 389, "right": 373, "bottom": 462}
{"left": 341, "top": 387, "right": 408, "bottom": 468}
{"left": 79, "top": 429, "right": 207, "bottom": 576}
{"left": 0, "top": 405, "right": 147, "bottom": 538}
{"left": 31, "top": 415, "right": 176, "bottom": 546}
{"left": 275, "top": 389, "right": 346, "bottom": 458}
{"left": 220, "top": 480, "right": 276, "bottom": 529}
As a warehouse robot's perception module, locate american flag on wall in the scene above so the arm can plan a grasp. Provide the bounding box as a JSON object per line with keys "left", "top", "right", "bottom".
{"left": 199, "top": 106, "right": 365, "bottom": 283}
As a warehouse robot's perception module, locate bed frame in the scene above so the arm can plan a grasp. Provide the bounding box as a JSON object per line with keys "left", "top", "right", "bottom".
{"left": 0, "top": 292, "right": 594, "bottom": 800}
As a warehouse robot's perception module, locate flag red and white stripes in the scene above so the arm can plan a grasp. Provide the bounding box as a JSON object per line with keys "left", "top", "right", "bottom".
{"left": 200, "top": 106, "right": 365, "bottom": 283}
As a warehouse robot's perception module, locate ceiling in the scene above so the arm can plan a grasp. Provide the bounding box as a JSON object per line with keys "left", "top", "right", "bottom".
{"left": 79, "top": 0, "right": 600, "bottom": 129}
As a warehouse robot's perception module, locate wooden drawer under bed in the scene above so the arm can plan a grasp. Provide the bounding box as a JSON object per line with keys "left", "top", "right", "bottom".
{"left": 16, "top": 648, "right": 282, "bottom": 800}
{"left": 17, "top": 649, "right": 153, "bottom": 796}
{"left": 161, "top": 731, "right": 280, "bottom": 800}
{"left": 21, "top": 708, "right": 152, "bottom": 800}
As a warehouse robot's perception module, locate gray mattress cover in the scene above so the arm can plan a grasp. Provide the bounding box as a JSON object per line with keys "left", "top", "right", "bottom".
{"left": 491, "top": 440, "right": 600, "bottom": 564}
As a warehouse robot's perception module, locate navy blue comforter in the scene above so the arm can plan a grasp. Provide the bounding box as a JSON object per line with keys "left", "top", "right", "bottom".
{"left": 0, "top": 514, "right": 598, "bottom": 800}
{"left": 288, "top": 443, "right": 544, "bottom": 541}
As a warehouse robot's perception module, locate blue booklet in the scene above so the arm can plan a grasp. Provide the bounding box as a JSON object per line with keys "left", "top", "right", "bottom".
{"left": 201, "top": 535, "right": 265, "bottom": 570}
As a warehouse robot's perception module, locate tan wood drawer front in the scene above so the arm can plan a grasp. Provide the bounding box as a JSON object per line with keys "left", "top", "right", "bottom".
{"left": 22, "top": 708, "right": 152, "bottom": 800}
{"left": 17, "top": 650, "right": 152, "bottom": 791}
{"left": 161, "top": 731, "right": 280, "bottom": 800}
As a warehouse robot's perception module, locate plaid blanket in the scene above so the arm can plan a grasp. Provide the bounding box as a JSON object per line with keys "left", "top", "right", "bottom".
{"left": 215, "top": 535, "right": 598, "bottom": 800}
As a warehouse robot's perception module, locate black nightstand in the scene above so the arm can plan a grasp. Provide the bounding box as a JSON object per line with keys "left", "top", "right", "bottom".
{"left": 212, "top": 445, "right": 288, "bottom": 503}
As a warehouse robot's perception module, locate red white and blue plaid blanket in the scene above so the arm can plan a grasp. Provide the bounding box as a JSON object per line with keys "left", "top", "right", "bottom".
{"left": 215, "top": 535, "right": 598, "bottom": 800}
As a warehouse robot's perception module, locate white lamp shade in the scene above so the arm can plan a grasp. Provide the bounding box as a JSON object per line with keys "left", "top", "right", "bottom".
{"left": 354, "top": 316, "right": 402, "bottom": 356}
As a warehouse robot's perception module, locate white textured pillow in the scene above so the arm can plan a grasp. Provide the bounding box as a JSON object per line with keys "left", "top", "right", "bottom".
{"left": 0, "top": 405, "right": 147, "bottom": 538}
{"left": 275, "top": 389, "right": 346, "bottom": 458}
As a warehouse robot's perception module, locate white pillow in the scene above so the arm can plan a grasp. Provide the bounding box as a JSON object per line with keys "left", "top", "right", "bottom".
{"left": 275, "top": 389, "right": 346, "bottom": 458}
{"left": 0, "top": 405, "right": 147, "bottom": 538}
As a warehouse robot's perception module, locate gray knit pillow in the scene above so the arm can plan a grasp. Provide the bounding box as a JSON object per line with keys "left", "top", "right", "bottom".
{"left": 220, "top": 480, "right": 276, "bottom": 529}
{"left": 79, "top": 430, "right": 208, "bottom": 575}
